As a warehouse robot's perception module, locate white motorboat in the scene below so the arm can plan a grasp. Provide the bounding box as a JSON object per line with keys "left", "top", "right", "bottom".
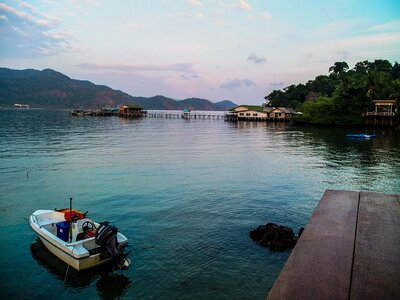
{"left": 29, "top": 207, "right": 131, "bottom": 271}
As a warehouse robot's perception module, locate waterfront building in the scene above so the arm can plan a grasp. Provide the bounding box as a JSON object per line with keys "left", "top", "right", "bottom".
{"left": 267, "top": 107, "right": 296, "bottom": 121}
{"left": 231, "top": 105, "right": 269, "bottom": 121}
{"left": 118, "top": 104, "right": 146, "bottom": 118}
{"left": 363, "top": 99, "right": 398, "bottom": 126}
{"left": 229, "top": 105, "right": 296, "bottom": 121}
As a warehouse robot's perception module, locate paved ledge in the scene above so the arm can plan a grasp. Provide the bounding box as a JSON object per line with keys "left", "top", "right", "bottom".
{"left": 267, "top": 190, "right": 400, "bottom": 300}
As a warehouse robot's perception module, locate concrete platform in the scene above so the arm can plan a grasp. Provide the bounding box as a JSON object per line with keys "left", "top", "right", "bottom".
{"left": 267, "top": 190, "right": 400, "bottom": 300}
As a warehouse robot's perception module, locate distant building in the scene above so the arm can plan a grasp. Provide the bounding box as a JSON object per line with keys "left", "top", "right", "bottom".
{"left": 369, "top": 100, "right": 396, "bottom": 116}
{"left": 182, "top": 108, "right": 190, "bottom": 119}
{"left": 229, "top": 105, "right": 296, "bottom": 121}
{"left": 266, "top": 107, "right": 296, "bottom": 121}
{"left": 118, "top": 104, "right": 146, "bottom": 118}
{"left": 363, "top": 99, "right": 398, "bottom": 126}
{"left": 230, "top": 105, "right": 269, "bottom": 121}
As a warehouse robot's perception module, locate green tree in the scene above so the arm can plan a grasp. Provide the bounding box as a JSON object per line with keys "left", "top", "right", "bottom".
{"left": 306, "top": 75, "right": 336, "bottom": 97}
{"left": 391, "top": 79, "right": 400, "bottom": 101}
{"left": 370, "top": 59, "right": 392, "bottom": 73}
{"left": 329, "top": 61, "right": 349, "bottom": 76}
{"left": 265, "top": 59, "right": 396, "bottom": 125}
{"left": 365, "top": 71, "right": 391, "bottom": 100}
{"left": 297, "top": 96, "right": 337, "bottom": 124}
{"left": 353, "top": 60, "right": 371, "bottom": 74}
{"left": 391, "top": 62, "right": 400, "bottom": 80}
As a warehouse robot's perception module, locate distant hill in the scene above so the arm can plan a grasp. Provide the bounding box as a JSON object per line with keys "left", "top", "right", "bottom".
{"left": 131, "top": 95, "right": 181, "bottom": 110}
{"left": 0, "top": 68, "right": 236, "bottom": 110}
{"left": 214, "top": 100, "right": 238, "bottom": 111}
{"left": 130, "top": 96, "right": 236, "bottom": 111}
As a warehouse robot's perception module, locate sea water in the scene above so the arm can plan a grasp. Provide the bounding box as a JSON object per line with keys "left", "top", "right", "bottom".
{"left": 0, "top": 108, "right": 399, "bottom": 299}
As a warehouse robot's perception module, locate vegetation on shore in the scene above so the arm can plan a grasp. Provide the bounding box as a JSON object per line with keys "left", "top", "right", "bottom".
{"left": 265, "top": 60, "right": 400, "bottom": 125}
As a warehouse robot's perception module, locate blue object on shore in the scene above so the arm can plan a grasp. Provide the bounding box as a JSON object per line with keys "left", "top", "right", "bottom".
{"left": 346, "top": 133, "right": 376, "bottom": 139}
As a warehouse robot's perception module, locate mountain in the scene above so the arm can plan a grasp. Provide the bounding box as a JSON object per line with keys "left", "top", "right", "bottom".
{"left": 0, "top": 68, "right": 40, "bottom": 79}
{"left": 0, "top": 68, "right": 134, "bottom": 109}
{"left": 132, "top": 95, "right": 181, "bottom": 110}
{"left": 131, "top": 96, "right": 236, "bottom": 110}
{"left": 0, "top": 68, "right": 237, "bottom": 110}
{"left": 214, "top": 100, "right": 237, "bottom": 111}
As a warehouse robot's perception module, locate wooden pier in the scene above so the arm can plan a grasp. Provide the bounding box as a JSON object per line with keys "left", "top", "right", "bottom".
{"left": 267, "top": 190, "right": 400, "bottom": 300}
{"left": 145, "top": 111, "right": 226, "bottom": 120}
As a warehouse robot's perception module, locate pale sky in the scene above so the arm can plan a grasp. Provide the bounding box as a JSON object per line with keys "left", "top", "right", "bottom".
{"left": 1, "top": 0, "right": 399, "bottom": 105}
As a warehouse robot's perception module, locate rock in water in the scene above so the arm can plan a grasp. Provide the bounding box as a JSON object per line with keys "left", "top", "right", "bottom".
{"left": 249, "top": 223, "right": 299, "bottom": 251}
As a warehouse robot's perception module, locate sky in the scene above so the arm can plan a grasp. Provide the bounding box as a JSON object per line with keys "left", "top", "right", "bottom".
{"left": 0, "top": 0, "right": 399, "bottom": 105}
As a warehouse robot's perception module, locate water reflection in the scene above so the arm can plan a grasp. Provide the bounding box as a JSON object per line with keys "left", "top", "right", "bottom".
{"left": 30, "top": 239, "right": 131, "bottom": 299}
{"left": 289, "top": 125, "right": 400, "bottom": 169}
{"left": 96, "top": 273, "right": 132, "bottom": 300}
{"left": 229, "top": 121, "right": 400, "bottom": 191}
{"left": 233, "top": 120, "right": 287, "bottom": 130}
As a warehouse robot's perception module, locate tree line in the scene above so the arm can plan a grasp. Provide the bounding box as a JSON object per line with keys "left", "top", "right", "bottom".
{"left": 265, "top": 59, "right": 400, "bottom": 125}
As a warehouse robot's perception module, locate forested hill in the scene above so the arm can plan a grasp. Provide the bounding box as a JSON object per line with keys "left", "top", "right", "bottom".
{"left": 131, "top": 96, "right": 236, "bottom": 111}
{"left": 265, "top": 59, "right": 400, "bottom": 125}
{"left": 0, "top": 68, "right": 236, "bottom": 110}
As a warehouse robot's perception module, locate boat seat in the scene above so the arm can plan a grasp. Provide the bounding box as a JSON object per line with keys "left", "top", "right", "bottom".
{"left": 33, "top": 211, "right": 66, "bottom": 228}
{"left": 76, "top": 230, "right": 96, "bottom": 241}
{"left": 72, "top": 218, "right": 96, "bottom": 242}
{"left": 74, "top": 218, "right": 92, "bottom": 231}
{"left": 38, "top": 220, "right": 62, "bottom": 228}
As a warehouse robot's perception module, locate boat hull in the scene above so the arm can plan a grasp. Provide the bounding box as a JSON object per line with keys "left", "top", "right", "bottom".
{"left": 346, "top": 134, "right": 376, "bottom": 139}
{"left": 29, "top": 210, "right": 128, "bottom": 271}
{"left": 37, "top": 236, "right": 112, "bottom": 271}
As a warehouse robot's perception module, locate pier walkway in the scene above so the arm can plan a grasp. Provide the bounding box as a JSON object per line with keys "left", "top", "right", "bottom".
{"left": 267, "top": 189, "right": 400, "bottom": 300}
{"left": 145, "top": 111, "right": 226, "bottom": 120}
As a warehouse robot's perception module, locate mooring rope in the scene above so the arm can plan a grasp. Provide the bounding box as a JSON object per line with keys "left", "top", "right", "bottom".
{"left": 63, "top": 264, "right": 70, "bottom": 285}
{"left": 63, "top": 245, "right": 76, "bottom": 285}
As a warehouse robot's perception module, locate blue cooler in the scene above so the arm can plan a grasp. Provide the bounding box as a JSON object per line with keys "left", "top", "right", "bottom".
{"left": 56, "top": 221, "right": 70, "bottom": 242}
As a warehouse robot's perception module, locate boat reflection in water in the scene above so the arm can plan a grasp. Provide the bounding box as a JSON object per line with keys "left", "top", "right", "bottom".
{"left": 30, "top": 239, "right": 132, "bottom": 298}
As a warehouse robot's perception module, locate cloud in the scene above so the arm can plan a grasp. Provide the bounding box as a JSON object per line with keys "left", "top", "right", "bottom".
{"left": 247, "top": 53, "right": 267, "bottom": 64}
{"left": 238, "top": 0, "right": 251, "bottom": 10}
{"left": 314, "top": 19, "right": 366, "bottom": 39}
{"left": 1, "top": 1, "right": 60, "bottom": 28}
{"left": 299, "top": 19, "right": 400, "bottom": 68}
{"left": 188, "top": 0, "right": 203, "bottom": 6}
{"left": 305, "top": 31, "right": 400, "bottom": 63}
{"left": 362, "top": 20, "right": 400, "bottom": 34}
{"left": 0, "top": 2, "right": 72, "bottom": 58}
{"left": 167, "top": 11, "right": 186, "bottom": 19}
{"left": 336, "top": 51, "right": 350, "bottom": 60}
{"left": 260, "top": 11, "right": 271, "bottom": 20}
{"left": 78, "top": 62, "right": 196, "bottom": 74}
{"left": 219, "top": 0, "right": 252, "bottom": 11}
{"left": 125, "top": 22, "right": 142, "bottom": 30}
{"left": 181, "top": 74, "right": 200, "bottom": 80}
{"left": 270, "top": 82, "right": 284, "bottom": 87}
{"left": 66, "top": 0, "right": 100, "bottom": 8}
{"left": 220, "top": 79, "right": 256, "bottom": 89}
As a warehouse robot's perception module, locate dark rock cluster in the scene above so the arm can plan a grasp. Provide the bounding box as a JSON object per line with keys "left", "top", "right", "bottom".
{"left": 250, "top": 223, "right": 302, "bottom": 251}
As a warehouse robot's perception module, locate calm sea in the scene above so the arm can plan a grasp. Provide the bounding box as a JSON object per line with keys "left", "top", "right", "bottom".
{"left": 0, "top": 108, "right": 399, "bottom": 299}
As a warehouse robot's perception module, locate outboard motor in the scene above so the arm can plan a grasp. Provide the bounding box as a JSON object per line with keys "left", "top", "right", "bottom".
{"left": 95, "top": 221, "right": 130, "bottom": 270}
